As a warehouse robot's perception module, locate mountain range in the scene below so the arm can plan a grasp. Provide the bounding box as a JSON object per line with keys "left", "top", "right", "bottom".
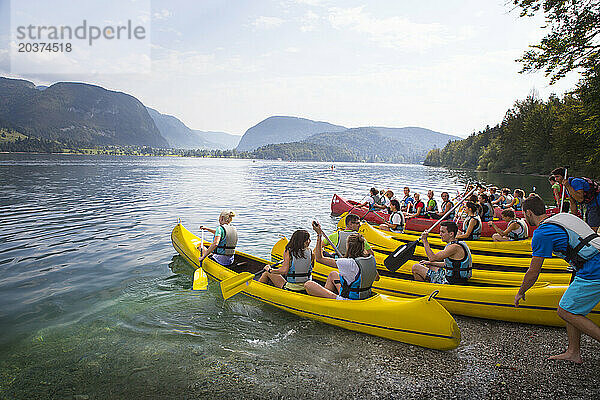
{"left": 0, "top": 77, "right": 168, "bottom": 147}
{"left": 239, "top": 117, "right": 459, "bottom": 163}
{"left": 236, "top": 116, "right": 346, "bottom": 151}
{"left": 0, "top": 76, "right": 461, "bottom": 161}
{"left": 146, "top": 107, "right": 239, "bottom": 150}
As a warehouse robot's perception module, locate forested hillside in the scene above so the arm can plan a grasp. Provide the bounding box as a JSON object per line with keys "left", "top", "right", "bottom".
{"left": 424, "top": 69, "right": 600, "bottom": 178}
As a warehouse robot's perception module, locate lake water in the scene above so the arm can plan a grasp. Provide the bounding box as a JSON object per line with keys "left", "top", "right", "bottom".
{"left": 0, "top": 154, "right": 561, "bottom": 399}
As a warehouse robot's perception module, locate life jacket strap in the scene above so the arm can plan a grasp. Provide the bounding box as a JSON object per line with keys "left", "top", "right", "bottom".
{"left": 573, "top": 233, "right": 600, "bottom": 255}
{"left": 286, "top": 271, "right": 311, "bottom": 278}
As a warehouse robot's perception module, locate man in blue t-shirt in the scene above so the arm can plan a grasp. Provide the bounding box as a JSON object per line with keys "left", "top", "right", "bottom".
{"left": 551, "top": 167, "right": 600, "bottom": 230}
{"left": 515, "top": 195, "right": 600, "bottom": 364}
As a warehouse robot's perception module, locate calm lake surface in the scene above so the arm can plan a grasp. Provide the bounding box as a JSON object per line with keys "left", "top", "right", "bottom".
{"left": 0, "top": 154, "right": 558, "bottom": 399}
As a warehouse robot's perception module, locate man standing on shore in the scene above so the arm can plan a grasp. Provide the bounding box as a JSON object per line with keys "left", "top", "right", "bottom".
{"left": 551, "top": 167, "right": 600, "bottom": 231}
{"left": 515, "top": 195, "right": 600, "bottom": 363}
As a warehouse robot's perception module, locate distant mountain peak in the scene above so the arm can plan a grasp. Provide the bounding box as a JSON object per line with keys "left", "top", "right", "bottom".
{"left": 236, "top": 115, "right": 346, "bottom": 151}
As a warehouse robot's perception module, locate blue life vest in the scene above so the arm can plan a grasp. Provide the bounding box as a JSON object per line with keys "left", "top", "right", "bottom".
{"left": 286, "top": 248, "right": 312, "bottom": 283}
{"left": 542, "top": 214, "right": 600, "bottom": 271}
{"left": 339, "top": 256, "right": 377, "bottom": 300}
{"left": 215, "top": 225, "right": 238, "bottom": 256}
{"left": 507, "top": 219, "right": 528, "bottom": 241}
{"left": 462, "top": 216, "right": 481, "bottom": 240}
{"left": 443, "top": 241, "right": 472, "bottom": 282}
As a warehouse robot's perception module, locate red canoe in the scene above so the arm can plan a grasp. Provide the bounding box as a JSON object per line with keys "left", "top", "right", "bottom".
{"left": 493, "top": 206, "right": 560, "bottom": 219}
{"left": 331, "top": 194, "right": 536, "bottom": 238}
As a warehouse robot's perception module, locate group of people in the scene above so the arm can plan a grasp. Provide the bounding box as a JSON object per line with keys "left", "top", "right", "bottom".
{"left": 356, "top": 184, "right": 530, "bottom": 243}
{"left": 195, "top": 166, "right": 600, "bottom": 364}
{"left": 197, "top": 211, "right": 380, "bottom": 301}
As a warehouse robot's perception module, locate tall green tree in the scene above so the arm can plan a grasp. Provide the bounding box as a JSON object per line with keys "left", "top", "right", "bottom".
{"left": 514, "top": 0, "right": 600, "bottom": 83}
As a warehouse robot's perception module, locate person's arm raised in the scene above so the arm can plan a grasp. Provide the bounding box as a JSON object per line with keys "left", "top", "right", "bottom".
{"left": 312, "top": 222, "right": 339, "bottom": 268}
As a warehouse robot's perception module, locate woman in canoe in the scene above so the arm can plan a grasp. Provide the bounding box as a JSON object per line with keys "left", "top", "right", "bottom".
{"left": 259, "top": 229, "right": 314, "bottom": 292}
{"left": 305, "top": 221, "right": 380, "bottom": 300}
{"left": 379, "top": 199, "right": 404, "bottom": 232}
{"left": 488, "top": 208, "right": 529, "bottom": 241}
{"left": 456, "top": 202, "right": 482, "bottom": 241}
{"left": 198, "top": 210, "right": 238, "bottom": 266}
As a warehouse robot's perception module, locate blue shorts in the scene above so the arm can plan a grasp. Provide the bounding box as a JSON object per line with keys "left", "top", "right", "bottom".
{"left": 426, "top": 268, "right": 449, "bottom": 285}
{"left": 558, "top": 276, "right": 600, "bottom": 315}
{"left": 585, "top": 204, "right": 600, "bottom": 228}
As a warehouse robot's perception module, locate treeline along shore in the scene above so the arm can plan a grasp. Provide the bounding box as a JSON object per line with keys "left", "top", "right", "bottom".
{"left": 0, "top": 132, "right": 364, "bottom": 162}
{"left": 424, "top": 67, "right": 600, "bottom": 179}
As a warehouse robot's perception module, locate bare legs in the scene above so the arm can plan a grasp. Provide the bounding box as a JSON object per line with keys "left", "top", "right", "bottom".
{"left": 412, "top": 263, "right": 435, "bottom": 282}
{"left": 304, "top": 271, "right": 341, "bottom": 299}
{"left": 492, "top": 233, "right": 509, "bottom": 242}
{"left": 258, "top": 270, "right": 286, "bottom": 288}
{"left": 549, "top": 306, "right": 600, "bottom": 364}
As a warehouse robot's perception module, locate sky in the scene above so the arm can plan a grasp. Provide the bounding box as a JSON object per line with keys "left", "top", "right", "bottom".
{"left": 0, "top": 0, "right": 582, "bottom": 137}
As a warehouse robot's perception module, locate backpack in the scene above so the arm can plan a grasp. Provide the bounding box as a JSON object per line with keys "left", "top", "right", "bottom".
{"left": 580, "top": 177, "right": 600, "bottom": 204}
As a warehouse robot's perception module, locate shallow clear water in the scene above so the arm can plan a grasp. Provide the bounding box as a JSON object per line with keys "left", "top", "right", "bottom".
{"left": 0, "top": 154, "right": 557, "bottom": 399}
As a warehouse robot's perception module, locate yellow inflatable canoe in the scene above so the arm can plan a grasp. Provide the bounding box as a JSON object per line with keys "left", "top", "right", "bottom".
{"left": 171, "top": 223, "right": 461, "bottom": 350}
{"left": 271, "top": 238, "right": 600, "bottom": 327}
{"left": 338, "top": 218, "right": 571, "bottom": 278}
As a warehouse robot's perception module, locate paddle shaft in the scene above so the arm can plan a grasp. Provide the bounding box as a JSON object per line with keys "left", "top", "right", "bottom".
{"left": 247, "top": 259, "right": 286, "bottom": 281}
{"left": 428, "top": 186, "right": 478, "bottom": 233}
{"left": 200, "top": 230, "right": 204, "bottom": 263}
{"left": 315, "top": 222, "right": 344, "bottom": 257}
{"left": 391, "top": 186, "right": 477, "bottom": 257}
{"left": 385, "top": 185, "right": 477, "bottom": 271}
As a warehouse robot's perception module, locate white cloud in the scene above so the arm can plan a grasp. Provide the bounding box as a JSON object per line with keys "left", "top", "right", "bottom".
{"left": 158, "top": 27, "right": 183, "bottom": 37}
{"left": 153, "top": 9, "right": 171, "bottom": 20}
{"left": 150, "top": 45, "right": 261, "bottom": 76}
{"left": 300, "top": 10, "right": 320, "bottom": 32}
{"left": 285, "top": 47, "right": 300, "bottom": 53}
{"left": 252, "top": 16, "right": 285, "bottom": 29}
{"left": 327, "top": 7, "right": 473, "bottom": 50}
{"left": 293, "top": 0, "right": 326, "bottom": 6}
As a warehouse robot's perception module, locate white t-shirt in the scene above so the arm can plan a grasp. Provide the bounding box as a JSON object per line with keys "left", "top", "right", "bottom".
{"left": 335, "top": 258, "right": 361, "bottom": 300}
{"left": 335, "top": 258, "right": 359, "bottom": 282}
{"left": 362, "top": 195, "right": 375, "bottom": 206}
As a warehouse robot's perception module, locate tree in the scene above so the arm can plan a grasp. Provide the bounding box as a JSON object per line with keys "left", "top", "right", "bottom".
{"left": 514, "top": 0, "right": 600, "bottom": 83}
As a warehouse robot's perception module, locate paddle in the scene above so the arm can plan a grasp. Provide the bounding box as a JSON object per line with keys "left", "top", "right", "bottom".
{"left": 220, "top": 260, "right": 284, "bottom": 300}
{"left": 384, "top": 185, "right": 478, "bottom": 272}
{"left": 312, "top": 220, "right": 344, "bottom": 257}
{"left": 193, "top": 230, "right": 209, "bottom": 290}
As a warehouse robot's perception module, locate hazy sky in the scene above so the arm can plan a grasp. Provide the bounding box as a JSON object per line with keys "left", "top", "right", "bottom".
{"left": 0, "top": 0, "right": 582, "bottom": 137}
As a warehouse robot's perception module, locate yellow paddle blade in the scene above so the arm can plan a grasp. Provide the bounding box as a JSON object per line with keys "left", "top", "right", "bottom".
{"left": 192, "top": 268, "right": 208, "bottom": 291}
{"left": 220, "top": 272, "right": 255, "bottom": 300}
